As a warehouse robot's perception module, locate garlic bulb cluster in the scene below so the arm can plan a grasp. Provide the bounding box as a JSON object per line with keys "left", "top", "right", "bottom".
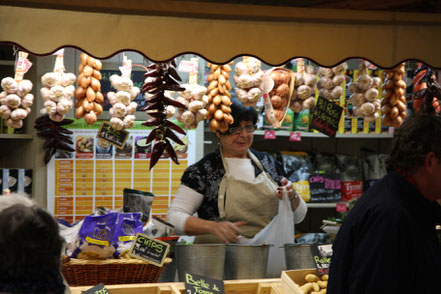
{"left": 40, "top": 71, "right": 76, "bottom": 122}
{"left": 175, "top": 84, "right": 208, "bottom": 129}
{"left": 317, "top": 62, "right": 347, "bottom": 101}
{"left": 75, "top": 53, "right": 103, "bottom": 125}
{"left": 0, "top": 77, "right": 33, "bottom": 128}
{"left": 107, "top": 74, "right": 140, "bottom": 130}
{"left": 289, "top": 65, "right": 317, "bottom": 113}
{"left": 233, "top": 57, "right": 264, "bottom": 106}
{"left": 206, "top": 63, "right": 234, "bottom": 133}
{"left": 348, "top": 61, "right": 381, "bottom": 122}
{"left": 381, "top": 63, "right": 407, "bottom": 127}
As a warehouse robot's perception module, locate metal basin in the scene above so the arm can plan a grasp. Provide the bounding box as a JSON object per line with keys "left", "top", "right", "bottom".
{"left": 284, "top": 243, "right": 316, "bottom": 270}
{"left": 175, "top": 244, "right": 226, "bottom": 281}
{"left": 224, "top": 244, "right": 270, "bottom": 280}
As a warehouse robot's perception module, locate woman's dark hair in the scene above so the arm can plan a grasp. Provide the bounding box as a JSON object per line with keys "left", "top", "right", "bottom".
{"left": 0, "top": 204, "right": 66, "bottom": 293}
{"left": 229, "top": 101, "right": 258, "bottom": 129}
{"left": 386, "top": 114, "right": 441, "bottom": 172}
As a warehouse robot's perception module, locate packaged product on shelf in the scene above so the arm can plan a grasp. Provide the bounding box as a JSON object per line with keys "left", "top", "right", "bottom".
{"left": 263, "top": 108, "right": 294, "bottom": 130}
{"left": 17, "top": 168, "right": 32, "bottom": 196}
{"left": 282, "top": 152, "right": 314, "bottom": 202}
{"left": 313, "top": 153, "right": 339, "bottom": 174}
{"left": 361, "top": 149, "right": 387, "bottom": 190}
{"left": 293, "top": 109, "right": 310, "bottom": 131}
{"left": 6, "top": 168, "right": 18, "bottom": 193}
{"left": 0, "top": 169, "right": 3, "bottom": 193}
{"left": 336, "top": 155, "right": 363, "bottom": 201}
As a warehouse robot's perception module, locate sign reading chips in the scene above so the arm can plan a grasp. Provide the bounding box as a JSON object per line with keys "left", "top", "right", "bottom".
{"left": 129, "top": 233, "right": 170, "bottom": 267}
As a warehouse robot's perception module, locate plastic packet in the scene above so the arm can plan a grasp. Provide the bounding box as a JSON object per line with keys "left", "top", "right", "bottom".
{"left": 313, "top": 153, "right": 339, "bottom": 174}
{"left": 123, "top": 188, "right": 154, "bottom": 224}
{"left": 71, "top": 211, "right": 118, "bottom": 259}
{"left": 112, "top": 212, "right": 143, "bottom": 258}
{"left": 143, "top": 216, "right": 175, "bottom": 238}
{"left": 361, "top": 149, "right": 387, "bottom": 189}
{"left": 336, "top": 154, "right": 364, "bottom": 201}
{"left": 282, "top": 153, "right": 314, "bottom": 202}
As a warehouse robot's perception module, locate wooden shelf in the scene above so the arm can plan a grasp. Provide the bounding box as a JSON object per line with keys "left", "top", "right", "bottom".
{"left": 0, "top": 60, "right": 14, "bottom": 66}
{"left": 306, "top": 202, "right": 337, "bottom": 208}
{"left": 254, "top": 130, "right": 393, "bottom": 139}
{"left": 0, "top": 134, "right": 34, "bottom": 139}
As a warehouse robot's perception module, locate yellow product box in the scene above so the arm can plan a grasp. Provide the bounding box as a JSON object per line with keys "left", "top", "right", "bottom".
{"left": 293, "top": 180, "right": 311, "bottom": 203}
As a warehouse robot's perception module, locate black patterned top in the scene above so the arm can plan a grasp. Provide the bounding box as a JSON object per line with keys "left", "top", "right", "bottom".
{"left": 181, "top": 148, "right": 286, "bottom": 221}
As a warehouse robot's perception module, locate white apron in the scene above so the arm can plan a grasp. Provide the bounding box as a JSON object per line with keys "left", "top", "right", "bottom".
{"left": 195, "top": 150, "right": 279, "bottom": 244}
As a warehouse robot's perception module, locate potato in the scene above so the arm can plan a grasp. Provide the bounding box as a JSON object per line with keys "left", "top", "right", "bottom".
{"left": 300, "top": 282, "right": 313, "bottom": 294}
{"left": 305, "top": 274, "right": 320, "bottom": 283}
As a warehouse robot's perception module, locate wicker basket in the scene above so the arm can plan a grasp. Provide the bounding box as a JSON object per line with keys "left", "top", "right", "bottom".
{"left": 62, "top": 257, "right": 171, "bottom": 286}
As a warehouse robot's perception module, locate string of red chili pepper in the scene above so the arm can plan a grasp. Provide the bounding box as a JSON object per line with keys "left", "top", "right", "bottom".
{"left": 141, "top": 59, "right": 187, "bottom": 170}
{"left": 34, "top": 114, "right": 75, "bottom": 164}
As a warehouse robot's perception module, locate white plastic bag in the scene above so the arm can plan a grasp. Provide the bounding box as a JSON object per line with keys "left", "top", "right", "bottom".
{"left": 241, "top": 188, "right": 294, "bottom": 278}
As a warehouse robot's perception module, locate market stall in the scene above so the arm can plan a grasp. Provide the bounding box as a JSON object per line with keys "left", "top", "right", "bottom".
{"left": 1, "top": 1, "right": 441, "bottom": 292}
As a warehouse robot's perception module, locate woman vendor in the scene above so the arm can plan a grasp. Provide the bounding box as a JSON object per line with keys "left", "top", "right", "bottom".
{"left": 167, "top": 102, "right": 307, "bottom": 243}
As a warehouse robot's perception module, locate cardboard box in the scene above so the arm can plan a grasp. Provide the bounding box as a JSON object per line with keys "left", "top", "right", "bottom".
{"left": 281, "top": 269, "right": 319, "bottom": 294}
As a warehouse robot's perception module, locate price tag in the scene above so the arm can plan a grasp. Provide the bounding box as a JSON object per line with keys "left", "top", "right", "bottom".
{"left": 336, "top": 202, "right": 348, "bottom": 212}
{"left": 309, "top": 244, "right": 332, "bottom": 276}
{"left": 310, "top": 96, "right": 343, "bottom": 138}
{"left": 178, "top": 60, "right": 196, "bottom": 73}
{"left": 185, "top": 272, "right": 224, "bottom": 294}
{"left": 264, "top": 130, "right": 276, "bottom": 140}
{"left": 129, "top": 233, "right": 170, "bottom": 267}
{"left": 14, "top": 51, "right": 32, "bottom": 81}
{"left": 289, "top": 132, "right": 301, "bottom": 142}
{"left": 119, "top": 56, "right": 132, "bottom": 78}
{"left": 81, "top": 283, "right": 108, "bottom": 294}
{"left": 52, "top": 49, "right": 65, "bottom": 56}
{"left": 97, "top": 121, "right": 129, "bottom": 149}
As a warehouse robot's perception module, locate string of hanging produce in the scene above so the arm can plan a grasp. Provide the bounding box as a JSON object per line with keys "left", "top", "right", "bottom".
{"left": 141, "top": 59, "right": 187, "bottom": 170}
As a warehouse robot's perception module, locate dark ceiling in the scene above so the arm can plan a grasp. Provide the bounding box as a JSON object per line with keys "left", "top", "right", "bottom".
{"left": 180, "top": 0, "right": 441, "bottom": 14}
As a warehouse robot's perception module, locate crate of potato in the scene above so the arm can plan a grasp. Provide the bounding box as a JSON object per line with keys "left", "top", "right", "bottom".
{"left": 281, "top": 269, "right": 328, "bottom": 294}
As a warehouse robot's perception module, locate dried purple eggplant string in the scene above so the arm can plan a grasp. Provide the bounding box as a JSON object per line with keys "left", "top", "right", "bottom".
{"left": 141, "top": 60, "right": 187, "bottom": 170}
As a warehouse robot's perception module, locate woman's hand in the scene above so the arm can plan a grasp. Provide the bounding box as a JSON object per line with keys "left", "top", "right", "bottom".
{"left": 209, "top": 221, "right": 246, "bottom": 243}
{"left": 276, "top": 177, "right": 301, "bottom": 210}
{"left": 276, "top": 177, "right": 295, "bottom": 200}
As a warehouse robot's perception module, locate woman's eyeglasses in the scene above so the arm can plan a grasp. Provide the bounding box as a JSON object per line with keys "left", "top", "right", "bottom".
{"left": 226, "top": 125, "right": 256, "bottom": 135}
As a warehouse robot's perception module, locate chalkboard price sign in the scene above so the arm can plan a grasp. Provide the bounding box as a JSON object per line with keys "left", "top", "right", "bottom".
{"left": 97, "top": 121, "right": 129, "bottom": 149}
{"left": 185, "top": 272, "right": 225, "bottom": 294}
{"left": 129, "top": 233, "right": 170, "bottom": 267}
{"left": 309, "top": 244, "right": 332, "bottom": 276}
{"left": 309, "top": 173, "right": 341, "bottom": 202}
{"left": 81, "top": 283, "right": 108, "bottom": 294}
{"left": 310, "top": 96, "right": 343, "bottom": 137}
